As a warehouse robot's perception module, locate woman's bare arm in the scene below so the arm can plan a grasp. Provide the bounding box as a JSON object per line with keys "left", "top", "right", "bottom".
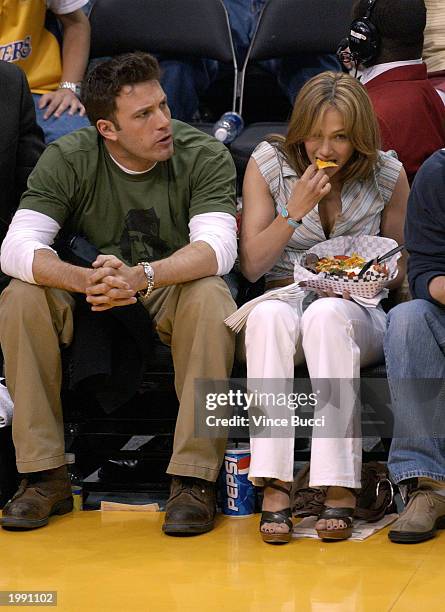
{"left": 240, "top": 158, "right": 330, "bottom": 282}
{"left": 380, "top": 167, "right": 410, "bottom": 290}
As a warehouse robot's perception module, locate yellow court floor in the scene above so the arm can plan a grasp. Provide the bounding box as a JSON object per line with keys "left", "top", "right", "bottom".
{"left": 0, "top": 511, "right": 444, "bottom": 612}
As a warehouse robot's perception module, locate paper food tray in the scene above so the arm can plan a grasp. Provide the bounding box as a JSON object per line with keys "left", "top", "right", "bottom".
{"left": 294, "top": 235, "right": 401, "bottom": 299}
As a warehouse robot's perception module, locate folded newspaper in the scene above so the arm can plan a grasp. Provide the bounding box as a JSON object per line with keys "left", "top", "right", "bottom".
{"left": 292, "top": 513, "right": 398, "bottom": 541}
{"left": 224, "top": 283, "right": 306, "bottom": 333}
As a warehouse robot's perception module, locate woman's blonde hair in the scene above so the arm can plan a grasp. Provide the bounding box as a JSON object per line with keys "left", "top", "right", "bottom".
{"left": 271, "top": 71, "right": 381, "bottom": 182}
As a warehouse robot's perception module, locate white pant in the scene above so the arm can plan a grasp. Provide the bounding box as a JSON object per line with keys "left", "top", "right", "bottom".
{"left": 244, "top": 297, "right": 387, "bottom": 488}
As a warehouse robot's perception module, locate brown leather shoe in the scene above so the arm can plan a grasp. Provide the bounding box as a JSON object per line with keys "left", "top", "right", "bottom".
{"left": 1, "top": 466, "right": 73, "bottom": 530}
{"left": 389, "top": 487, "right": 445, "bottom": 544}
{"left": 163, "top": 477, "right": 216, "bottom": 536}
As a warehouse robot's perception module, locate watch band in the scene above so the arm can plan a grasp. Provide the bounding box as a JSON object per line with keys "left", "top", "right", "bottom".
{"left": 59, "top": 81, "right": 81, "bottom": 96}
{"left": 137, "top": 262, "right": 155, "bottom": 298}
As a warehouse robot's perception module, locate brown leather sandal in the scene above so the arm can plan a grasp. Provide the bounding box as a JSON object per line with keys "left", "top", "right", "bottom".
{"left": 260, "top": 480, "right": 293, "bottom": 544}
{"left": 315, "top": 506, "right": 355, "bottom": 541}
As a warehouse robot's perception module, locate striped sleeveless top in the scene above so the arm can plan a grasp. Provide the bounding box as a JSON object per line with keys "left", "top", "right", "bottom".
{"left": 251, "top": 141, "right": 403, "bottom": 283}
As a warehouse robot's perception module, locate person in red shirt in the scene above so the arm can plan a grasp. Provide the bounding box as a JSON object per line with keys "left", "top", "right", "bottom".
{"left": 342, "top": 0, "right": 445, "bottom": 184}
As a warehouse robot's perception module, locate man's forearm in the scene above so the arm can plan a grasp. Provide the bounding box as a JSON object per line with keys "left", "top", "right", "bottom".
{"left": 59, "top": 11, "right": 91, "bottom": 83}
{"left": 34, "top": 240, "right": 217, "bottom": 297}
{"left": 33, "top": 249, "right": 89, "bottom": 293}
{"left": 83, "top": 242, "right": 218, "bottom": 311}
{"left": 150, "top": 241, "right": 218, "bottom": 289}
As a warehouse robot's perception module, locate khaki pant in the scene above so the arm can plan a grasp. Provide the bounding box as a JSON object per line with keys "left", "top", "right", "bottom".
{"left": 0, "top": 277, "right": 236, "bottom": 481}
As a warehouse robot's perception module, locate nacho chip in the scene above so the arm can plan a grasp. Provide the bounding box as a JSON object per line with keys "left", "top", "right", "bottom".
{"left": 316, "top": 158, "right": 338, "bottom": 170}
{"left": 315, "top": 253, "right": 365, "bottom": 275}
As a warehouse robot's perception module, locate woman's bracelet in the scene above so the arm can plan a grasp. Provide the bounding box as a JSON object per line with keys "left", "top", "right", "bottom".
{"left": 279, "top": 205, "right": 302, "bottom": 228}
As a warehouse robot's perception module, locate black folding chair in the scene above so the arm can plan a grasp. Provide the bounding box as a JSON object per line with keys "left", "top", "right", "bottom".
{"left": 230, "top": 0, "right": 354, "bottom": 180}
{"left": 89, "top": 0, "right": 238, "bottom": 131}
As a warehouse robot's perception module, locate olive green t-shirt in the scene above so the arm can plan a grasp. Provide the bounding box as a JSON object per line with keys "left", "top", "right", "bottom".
{"left": 19, "top": 120, "right": 237, "bottom": 265}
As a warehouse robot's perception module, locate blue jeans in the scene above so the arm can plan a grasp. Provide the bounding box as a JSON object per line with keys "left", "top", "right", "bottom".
{"left": 33, "top": 94, "right": 90, "bottom": 144}
{"left": 224, "top": 0, "right": 265, "bottom": 63}
{"left": 384, "top": 300, "right": 445, "bottom": 483}
{"left": 224, "top": 0, "right": 341, "bottom": 104}
{"left": 159, "top": 0, "right": 342, "bottom": 121}
{"left": 83, "top": 55, "right": 218, "bottom": 124}
{"left": 278, "top": 54, "right": 341, "bottom": 104}
{"left": 157, "top": 57, "right": 218, "bottom": 122}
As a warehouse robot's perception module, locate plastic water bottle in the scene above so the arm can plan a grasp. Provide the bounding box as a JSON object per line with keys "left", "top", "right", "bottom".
{"left": 213, "top": 112, "right": 244, "bottom": 144}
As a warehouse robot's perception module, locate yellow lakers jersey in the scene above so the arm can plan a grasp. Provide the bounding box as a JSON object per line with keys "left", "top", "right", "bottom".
{"left": 0, "top": 0, "right": 63, "bottom": 93}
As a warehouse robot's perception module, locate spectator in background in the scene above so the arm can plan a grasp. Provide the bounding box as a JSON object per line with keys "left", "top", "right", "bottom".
{"left": 159, "top": 0, "right": 341, "bottom": 122}
{"left": 384, "top": 150, "right": 445, "bottom": 544}
{"left": 0, "top": 0, "right": 91, "bottom": 143}
{"left": 0, "top": 61, "right": 44, "bottom": 247}
{"left": 423, "top": 0, "right": 445, "bottom": 104}
{"left": 0, "top": 60, "right": 44, "bottom": 378}
{"left": 84, "top": 0, "right": 218, "bottom": 123}
{"left": 344, "top": 0, "right": 445, "bottom": 185}
{"left": 157, "top": 57, "right": 218, "bottom": 123}
{"left": 223, "top": 0, "right": 341, "bottom": 105}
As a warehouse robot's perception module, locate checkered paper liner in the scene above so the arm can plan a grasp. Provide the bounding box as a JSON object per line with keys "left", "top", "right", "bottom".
{"left": 294, "top": 235, "right": 401, "bottom": 299}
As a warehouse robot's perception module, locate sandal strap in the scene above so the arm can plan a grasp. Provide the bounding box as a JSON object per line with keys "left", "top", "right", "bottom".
{"left": 260, "top": 508, "right": 293, "bottom": 530}
{"left": 263, "top": 479, "right": 291, "bottom": 497}
{"left": 318, "top": 506, "right": 355, "bottom": 523}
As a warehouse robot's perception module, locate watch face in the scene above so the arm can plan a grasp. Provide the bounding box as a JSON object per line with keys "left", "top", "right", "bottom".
{"left": 74, "top": 85, "right": 81, "bottom": 96}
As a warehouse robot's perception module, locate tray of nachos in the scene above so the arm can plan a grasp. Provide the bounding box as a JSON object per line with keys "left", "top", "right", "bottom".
{"left": 294, "top": 235, "right": 401, "bottom": 299}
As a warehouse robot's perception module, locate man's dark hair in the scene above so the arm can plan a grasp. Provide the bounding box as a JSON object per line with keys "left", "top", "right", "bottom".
{"left": 352, "top": 0, "right": 426, "bottom": 63}
{"left": 82, "top": 52, "right": 161, "bottom": 127}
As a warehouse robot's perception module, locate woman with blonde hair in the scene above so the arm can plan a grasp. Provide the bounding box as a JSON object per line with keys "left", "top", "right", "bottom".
{"left": 239, "top": 71, "right": 409, "bottom": 543}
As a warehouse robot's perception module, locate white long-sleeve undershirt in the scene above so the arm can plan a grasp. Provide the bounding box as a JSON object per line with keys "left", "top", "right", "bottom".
{"left": 0, "top": 209, "right": 237, "bottom": 283}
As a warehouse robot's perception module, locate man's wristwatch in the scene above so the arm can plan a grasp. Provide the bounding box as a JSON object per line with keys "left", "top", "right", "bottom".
{"left": 58, "top": 81, "right": 82, "bottom": 96}
{"left": 137, "top": 262, "right": 155, "bottom": 298}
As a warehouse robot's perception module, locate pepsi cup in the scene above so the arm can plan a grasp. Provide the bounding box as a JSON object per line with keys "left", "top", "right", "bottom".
{"left": 220, "top": 443, "right": 256, "bottom": 517}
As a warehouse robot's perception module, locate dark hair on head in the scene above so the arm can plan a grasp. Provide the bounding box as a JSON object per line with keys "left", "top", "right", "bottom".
{"left": 82, "top": 51, "right": 161, "bottom": 127}
{"left": 351, "top": 0, "right": 426, "bottom": 61}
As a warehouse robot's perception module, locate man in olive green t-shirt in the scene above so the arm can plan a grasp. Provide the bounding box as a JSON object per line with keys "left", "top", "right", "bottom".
{"left": 0, "top": 52, "right": 238, "bottom": 535}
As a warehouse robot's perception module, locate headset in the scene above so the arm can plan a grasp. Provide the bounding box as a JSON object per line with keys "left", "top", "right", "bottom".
{"left": 337, "top": 0, "right": 380, "bottom": 69}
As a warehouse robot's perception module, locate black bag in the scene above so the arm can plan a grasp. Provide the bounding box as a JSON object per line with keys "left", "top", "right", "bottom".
{"left": 55, "top": 234, "right": 101, "bottom": 268}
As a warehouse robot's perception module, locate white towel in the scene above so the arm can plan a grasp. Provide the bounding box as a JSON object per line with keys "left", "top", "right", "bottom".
{"left": 0, "top": 378, "right": 13, "bottom": 428}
